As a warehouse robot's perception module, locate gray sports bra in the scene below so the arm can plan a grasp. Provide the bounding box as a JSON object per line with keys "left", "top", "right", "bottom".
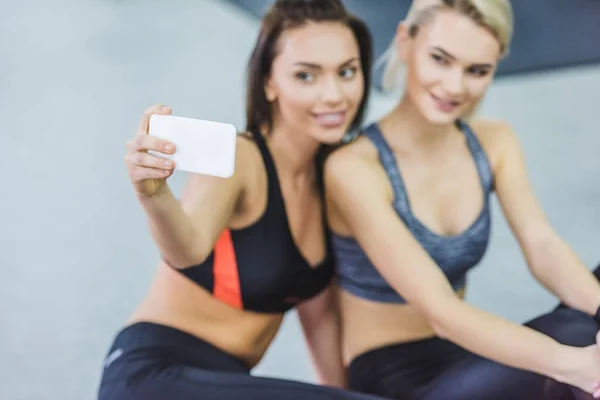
{"left": 331, "top": 120, "right": 494, "bottom": 303}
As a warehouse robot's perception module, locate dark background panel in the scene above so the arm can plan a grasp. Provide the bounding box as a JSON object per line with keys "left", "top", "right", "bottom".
{"left": 226, "top": 0, "right": 600, "bottom": 89}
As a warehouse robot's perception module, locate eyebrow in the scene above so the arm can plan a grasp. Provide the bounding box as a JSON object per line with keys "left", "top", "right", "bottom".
{"left": 293, "top": 57, "right": 360, "bottom": 69}
{"left": 431, "top": 46, "right": 493, "bottom": 68}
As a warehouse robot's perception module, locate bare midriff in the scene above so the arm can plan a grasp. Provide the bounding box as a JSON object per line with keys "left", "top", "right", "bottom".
{"left": 127, "top": 262, "right": 284, "bottom": 368}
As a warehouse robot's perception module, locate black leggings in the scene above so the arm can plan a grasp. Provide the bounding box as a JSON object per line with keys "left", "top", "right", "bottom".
{"left": 97, "top": 322, "right": 388, "bottom": 400}
{"left": 348, "top": 265, "right": 600, "bottom": 400}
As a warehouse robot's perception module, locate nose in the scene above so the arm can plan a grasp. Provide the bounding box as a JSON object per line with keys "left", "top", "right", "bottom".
{"left": 443, "top": 68, "right": 466, "bottom": 97}
{"left": 320, "top": 76, "right": 344, "bottom": 105}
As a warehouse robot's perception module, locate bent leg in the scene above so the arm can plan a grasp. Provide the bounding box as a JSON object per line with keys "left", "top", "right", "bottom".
{"left": 350, "top": 269, "right": 600, "bottom": 400}
{"left": 98, "top": 321, "right": 390, "bottom": 400}
{"left": 522, "top": 263, "right": 600, "bottom": 400}
{"left": 417, "top": 351, "right": 550, "bottom": 400}
{"left": 99, "top": 363, "right": 389, "bottom": 400}
{"left": 554, "top": 263, "right": 600, "bottom": 316}
{"left": 421, "top": 268, "right": 600, "bottom": 400}
{"left": 348, "top": 336, "right": 571, "bottom": 400}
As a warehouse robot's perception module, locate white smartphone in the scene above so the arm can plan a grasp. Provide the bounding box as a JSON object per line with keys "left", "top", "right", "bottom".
{"left": 148, "top": 114, "right": 237, "bottom": 178}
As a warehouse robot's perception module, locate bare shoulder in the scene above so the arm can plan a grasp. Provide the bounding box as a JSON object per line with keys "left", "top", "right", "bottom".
{"left": 325, "top": 136, "right": 382, "bottom": 180}
{"left": 324, "top": 135, "right": 395, "bottom": 235}
{"left": 334, "top": 134, "right": 380, "bottom": 160}
{"left": 324, "top": 135, "right": 393, "bottom": 203}
{"left": 468, "top": 118, "right": 521, "bottom": 170}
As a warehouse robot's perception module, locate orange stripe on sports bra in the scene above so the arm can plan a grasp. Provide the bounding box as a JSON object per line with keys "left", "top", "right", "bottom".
{"left": 213, "top": 229, "right": 243, "bottom": 308}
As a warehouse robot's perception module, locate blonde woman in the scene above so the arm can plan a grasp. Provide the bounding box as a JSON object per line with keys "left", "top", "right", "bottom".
{"left": 325, "top": 0, "right": 600, "bottom": 398}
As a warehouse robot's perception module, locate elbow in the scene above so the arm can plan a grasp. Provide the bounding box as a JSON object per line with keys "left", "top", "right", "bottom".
{"left": 181, "top": 225, "right": 216, "bottom": 266}
{"left": 161, "top": 250, "right": 205, "bottom": 269}
{"left": 523, "top": 232, "right": 562, "bottom": 272}
{"left": 429, "top": 315, "right": 450, "bottom": 340}
{"left": 422, "top": 297, "right": 462, "bottom": 340}
{"left": 161, "top": 238, "right": 211, "bottom": 269}
{"left": 148, "top": 228, "right": 208, "bottom": 269}
{"left": 428, "top": 311, "right": 450, "bottom": 340}
{"left": 525, "top": 244, "right": 550, "bottom": 271}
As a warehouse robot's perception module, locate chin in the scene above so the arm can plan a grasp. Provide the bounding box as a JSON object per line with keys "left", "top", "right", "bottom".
{"left": 312, "top": 127, "right": 348, "bottom": 145}
{"left": 311, "top": 107, "right": 361, "bottom": 141}
{"left": 423, "top": 110, "right": 460, "bottom": 125}
{"left": 307, "top": 118, "right": 352, "bottom": 144}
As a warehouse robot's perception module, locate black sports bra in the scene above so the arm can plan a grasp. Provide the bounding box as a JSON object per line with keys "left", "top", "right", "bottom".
{"left": 174, "top": 132, "right": 334, "bottom": 314}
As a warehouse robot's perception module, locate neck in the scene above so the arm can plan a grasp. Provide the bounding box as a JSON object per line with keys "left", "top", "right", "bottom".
{"left": 380, "top": 95, "right": 457, "bottom": 154}
{"left": 265, "top": 119, "right": 320, "bottom": 181}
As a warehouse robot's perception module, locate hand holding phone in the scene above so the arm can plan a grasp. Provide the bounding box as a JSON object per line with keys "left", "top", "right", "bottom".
{"left": 125, "top": 105, "right": 178, "bottom": 197}
{"left": 148, "top": 114, "right": 237, "bottom": 178}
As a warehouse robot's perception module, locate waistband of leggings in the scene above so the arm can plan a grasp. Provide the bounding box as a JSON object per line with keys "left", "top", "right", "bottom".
{"left": 348, "top": 335, "right": 464, "bottom": 372}
{"left": 107, "top": 321, "right": 251, "bottom": 372}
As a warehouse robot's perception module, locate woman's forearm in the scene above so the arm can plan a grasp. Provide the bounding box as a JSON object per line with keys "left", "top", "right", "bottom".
{"left": 137, "top": 183, "right": 198, "bottom": 265}
{"left": 528, "top": 237, "right": 600, "bottom": 316}
{"left": 432, "top": 299, "right": 569, "bottom": 381}
{"left": 297, "top": 288, "right": 347, "bottom": 388}
{"left": 305, "top": 311, "right": 347, "bottom": 388}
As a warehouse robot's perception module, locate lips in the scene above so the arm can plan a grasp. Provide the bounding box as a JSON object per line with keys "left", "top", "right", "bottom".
{"left": 313, "top": 111, "right": 346, "bottom": 127}
{"left": 431, "top": 93, "right": 461, "bottom": 113}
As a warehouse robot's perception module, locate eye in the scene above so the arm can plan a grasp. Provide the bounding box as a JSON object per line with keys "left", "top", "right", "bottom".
{"left": 295, "top": 71, "right": 315, "bottom": 82}
{"left": 468, "top": 66, "right": 491, "bottom": 77}
{"left": 339, "top": 67, "right": 357, "bottom": 79}
{"left": 431, "top": 53, "right": 449, "bottom": 65}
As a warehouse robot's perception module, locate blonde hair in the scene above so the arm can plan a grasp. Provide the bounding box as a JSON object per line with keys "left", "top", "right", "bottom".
{"left": 379, "top": 0, "right": 514, "bottom": 92}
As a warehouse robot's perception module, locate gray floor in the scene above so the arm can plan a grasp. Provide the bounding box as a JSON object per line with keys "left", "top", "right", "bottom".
{"left": 1, "top": 1, "right": 599, "bottom": 399}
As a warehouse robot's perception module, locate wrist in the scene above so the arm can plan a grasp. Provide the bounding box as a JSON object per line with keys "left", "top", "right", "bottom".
{"left": 137, "top": 181, "right": 171, "bottom": 203}
{"left": 550, "top": 344, "right": 580, "bottom": 383}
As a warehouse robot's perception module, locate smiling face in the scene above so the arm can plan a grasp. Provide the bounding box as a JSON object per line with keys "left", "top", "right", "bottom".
{"left": 265, "top": 21, "right": 365, "bottom": 144}
{"left": 398, "top": 9, "right": 502, "bottom": 125}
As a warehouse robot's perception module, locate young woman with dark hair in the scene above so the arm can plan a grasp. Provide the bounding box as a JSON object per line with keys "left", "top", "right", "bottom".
{"left": 97, "top": 1, "right": 384, "bottom": 399}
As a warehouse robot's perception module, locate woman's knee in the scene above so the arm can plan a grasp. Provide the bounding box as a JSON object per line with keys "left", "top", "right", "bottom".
{"left": 528, "top": 308, "right": 598, "bottom": 347}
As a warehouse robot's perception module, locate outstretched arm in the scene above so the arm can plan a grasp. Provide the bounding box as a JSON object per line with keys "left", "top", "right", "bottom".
{"left": 129, "top": 105, "right": 250, "bottom": 267}
{"left": 297, "top": 284, "right": 347, "bottom": 388}
{"left": 139, "top": 163, "right": 245, "bottom": 267}
{"left": 324, "top": 150, "right": 597, "bottom": 390}
{"left": 490, "top": 121, "right": 600, "bottom": 316}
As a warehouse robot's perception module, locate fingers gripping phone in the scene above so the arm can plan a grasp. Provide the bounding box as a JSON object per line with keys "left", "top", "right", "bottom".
{"left": 148, "top": 114, "right": 237, "bottom": 178}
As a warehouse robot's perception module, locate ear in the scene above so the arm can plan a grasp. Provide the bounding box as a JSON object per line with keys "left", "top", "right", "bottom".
{"left": 395, "top": 21, "right": 412, "bottom": 63}
{"left": 264, "top": 76, "right": 276, "bottom": 102}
